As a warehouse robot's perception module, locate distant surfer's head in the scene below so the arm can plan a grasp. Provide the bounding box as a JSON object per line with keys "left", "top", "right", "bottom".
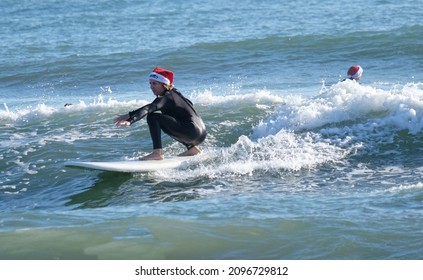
{"left": 149, "top": 67, "right": 174, "bottom": 86}
{"left": 347, "top": 65, "right": 363, "bottom": 80}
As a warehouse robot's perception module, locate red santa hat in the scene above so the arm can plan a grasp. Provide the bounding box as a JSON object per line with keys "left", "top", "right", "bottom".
{"left": 347, "top": 65, "right": 363, "bottom": 79}
{"left": 148, "top": 67, "right": 174, "bottom": 85}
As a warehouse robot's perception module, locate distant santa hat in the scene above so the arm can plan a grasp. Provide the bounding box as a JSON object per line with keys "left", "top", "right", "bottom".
{"left": 149, "top": 67, "right": 174, "bottom": 85}
{"left": 347, "top": 65, "right": 363, "bottom": 79}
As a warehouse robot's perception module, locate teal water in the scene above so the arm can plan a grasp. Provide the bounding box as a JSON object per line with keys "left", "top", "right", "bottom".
{"left": 1, "top": 0, "right": 423, "bottom": 259}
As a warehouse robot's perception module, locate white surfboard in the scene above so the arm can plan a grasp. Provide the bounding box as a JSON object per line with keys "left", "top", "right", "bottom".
{"left": 65, "top": 157, "right": 189, "bottom": 173}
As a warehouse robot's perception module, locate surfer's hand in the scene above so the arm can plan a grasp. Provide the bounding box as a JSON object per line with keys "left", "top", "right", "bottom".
{"left": 114, "top": 114, "right": 131, "bottom": 126}
{"left": 115, "top": 120, "right": 131, "bottom": 126}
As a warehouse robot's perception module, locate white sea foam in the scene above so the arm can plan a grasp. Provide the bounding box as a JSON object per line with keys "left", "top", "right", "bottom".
{"left": 0, "top": 90, "right": 283, "bottom": 124}
{"left": 153, "top": 129, "right": 350, "bottom": 181}
{"left": 389, "top": 182, "right": 423, "bottom": 192}
{"left": 0, "top": 94, "right": 147, "bottom": 124}
{"left": 192, "top": 89, "right": 286, "bottom": 105}
{"left": 252, "top": 82, "right": 423, "bottom": 138}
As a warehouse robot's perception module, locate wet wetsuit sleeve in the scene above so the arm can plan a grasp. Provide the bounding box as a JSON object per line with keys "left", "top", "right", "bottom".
{"left": 126, "top": 97, "right": 166, "bottom": 124}
{"left": 127, "top": 106, "right": 149, "bottom": 124}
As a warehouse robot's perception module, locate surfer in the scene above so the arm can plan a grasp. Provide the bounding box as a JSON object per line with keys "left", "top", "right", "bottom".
{"left": 344, "top": 65, "right": 363, "bottom": 81}
{"left": 114, "top": 67, "right": 207, "bottom": 160}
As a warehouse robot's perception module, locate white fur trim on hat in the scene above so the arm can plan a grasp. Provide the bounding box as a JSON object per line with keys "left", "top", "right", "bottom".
{"left": 149, "top": 72, "right": 170, "bottom": 85}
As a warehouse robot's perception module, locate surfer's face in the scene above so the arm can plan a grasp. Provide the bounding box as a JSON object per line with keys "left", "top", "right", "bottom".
{"left": 149, "top": 80, "right": 167, "bottom": 96}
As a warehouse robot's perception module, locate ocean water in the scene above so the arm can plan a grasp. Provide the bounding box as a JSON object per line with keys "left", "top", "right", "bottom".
{"left": 1, "top": 0, "right": 423, "bottom": 260}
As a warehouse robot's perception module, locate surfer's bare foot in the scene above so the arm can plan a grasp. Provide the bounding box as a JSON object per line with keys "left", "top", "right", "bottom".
{"left": 139, "top": 149, "right": 164, "bottom": 160}
{"left": 178, "top": 146, "right": 201, "bottom": 157}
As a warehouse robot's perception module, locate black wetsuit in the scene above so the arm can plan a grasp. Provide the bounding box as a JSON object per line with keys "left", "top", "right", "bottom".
{"left": 127, "top": 88, "right": 206, "bottom": 150}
